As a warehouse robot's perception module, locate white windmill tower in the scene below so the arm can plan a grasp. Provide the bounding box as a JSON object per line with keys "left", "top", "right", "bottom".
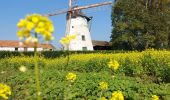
{"left": 66, "top": 9, "right": 94, "bottom": 50}
{"left": 46, "top": 0, "right": 112, "bottom": 51}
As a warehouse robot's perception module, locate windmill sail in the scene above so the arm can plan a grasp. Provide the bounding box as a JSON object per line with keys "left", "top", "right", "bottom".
{"left": 46, "top": 1, "right": 112, "bottom": 16}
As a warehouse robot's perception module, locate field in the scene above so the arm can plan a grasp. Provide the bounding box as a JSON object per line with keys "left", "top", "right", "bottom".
{"left": 0, "top": 50, "right": 170, "bottom": 100}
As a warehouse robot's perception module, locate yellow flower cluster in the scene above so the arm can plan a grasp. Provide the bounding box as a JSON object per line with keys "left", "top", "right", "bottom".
{"left": 110, "top": 90, "right": 124, "bottom": 100}
{"left": 152, "top": 95, "right": 159, "bottom": 100}
{"left": 66, "top": 72, "right": 77, "bottom": 82}
{"left": 99, "top": 82, "right": 108, "bottom": 90}
{"left": 17, "top": 14, "right": 54, "bottom": 42}
{"left": 108, "top": 59, "right": 120, "bottom": 70}
{"left": 100, "top": 97, "right": 107, "bottom": 100}
{"left": 0, "top": 83, "right": 11, "bottom": 100}
{"left": 60, "top": 35, "right": 76, "bottom": 45}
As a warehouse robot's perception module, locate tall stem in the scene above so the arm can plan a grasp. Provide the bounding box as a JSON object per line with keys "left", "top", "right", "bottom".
{"left": 66, "top": 44, "right": 70, "bottom": 69}
{"left": 34, "top": 33, "right": 41, "bottom": 100}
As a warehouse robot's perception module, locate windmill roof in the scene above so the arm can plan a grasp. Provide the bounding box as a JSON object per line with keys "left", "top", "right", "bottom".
{"left": 67, "top": 9, "right": 92, "bottom": 21}
{"left": 92, "top": 40, "right": 112, "bottom": 46}
{"left": 0, "top": 40, "right": 55, "bottom": 49}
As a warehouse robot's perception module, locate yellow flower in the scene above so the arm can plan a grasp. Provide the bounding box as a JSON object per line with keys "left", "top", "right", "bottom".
{"left": 31, "top": 16, "right": 39, "bottom": 24}
{"left": 37, "top": 22, "right": 45, "bottom": 27}
{"left": 152, "top": 95, "right": 159, "bottom": 100}
{"left": 17, "top": 31, "right": 23, "bottom": 39}
{"left": 101, "top": 97, "right": 107, "bottom": 100}
{"left": 26, "top": 22, "right": 34, "bottom": 31}
{"left": 19, "top": 66, "right": 27, "bottom": 72}
{"left": 59, "top": 39, "right": 65, "bottom": 45}
{"left": 108, "top": 59, "right": 120, "bottom": 70}
{"left": 17, "top": 29, "right": 31, "bottom": 40}
{"left": 60, "top": 35, "right": 76, "bottom": 45}
{"left": 43, "top": 31, "right": 54, "bottom": 41}
{"left": 66, "top": 73, "right": 76, "bottom": 82}
{"left": 48, "top": 25, "right": 54, "bottom": 32}
{"left": 0, "top": 83, "right": 11, "bottom": 100}
{"left": 35, "top": 27, "right": 45, "bottom": 33}
{"left": 60, "top": 37, "right": 69, "bottom": 45}
{"left": 99, "top": 81, "right": 108, "bottom": 90}
{"left": 110, "top": 90, "right": 124, "bottom": 100}
{"left": 17, "top": 14, "right": 54, "bottom": 42}
{"left": 17, "top": 19, "right": 27, "bottom": 28}
{"left": 68, "top": 35, "right": 76, "bottom": 41}
{"left": 25, "top": 36, "right": 33, "bottom": 44}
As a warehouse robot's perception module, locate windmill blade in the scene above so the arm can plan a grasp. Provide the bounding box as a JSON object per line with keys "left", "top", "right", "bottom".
{"left": 45, "top": 9, "right": 69, "bottom": 17}
{"left": 72, "top": 1, "right": 112, "bottom": 11}
{"left": 84, "top": 4, "right": 112, "bottom": 14}
{"left": 45, "top": 1, "right": 112, "bottom": 17}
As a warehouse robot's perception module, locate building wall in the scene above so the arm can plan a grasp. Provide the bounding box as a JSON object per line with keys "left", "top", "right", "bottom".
{"left": 0, "top": 47, "right": 45, "bottom": 51}
{"left": 65, "top": 16, "right": 94, "bottom": 51}
{"left": 27, "top": 48, "right": 43, "bottom": 51}
{"left": 0, "top": 47, "right": 16, "bottom": 51}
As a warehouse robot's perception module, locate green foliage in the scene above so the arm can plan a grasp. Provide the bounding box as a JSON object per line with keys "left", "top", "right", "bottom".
{"left": 111, "top": 0, "right": 170, "bottom": 50}
{"left": 2, "top": 70, "right": 170, "bottom": 100}
{"left": 1, "top": 51, "right": 170, "bottom": 99}
{"left": 1, "top": 50, "right": 170, "bottom": 83}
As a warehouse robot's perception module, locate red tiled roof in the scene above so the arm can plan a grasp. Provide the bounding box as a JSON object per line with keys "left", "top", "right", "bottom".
{"left": 0, "top": 40, "right": 55, "bottom": 49}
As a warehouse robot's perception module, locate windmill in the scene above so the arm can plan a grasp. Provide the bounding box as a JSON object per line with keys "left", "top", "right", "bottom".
{"left": 46, "top": 0, "right": 113, "bottom": 51}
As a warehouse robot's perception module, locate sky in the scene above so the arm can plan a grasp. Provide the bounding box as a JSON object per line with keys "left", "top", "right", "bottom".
{"left": 0, "top": 0, "right": 114, "bottom": 48}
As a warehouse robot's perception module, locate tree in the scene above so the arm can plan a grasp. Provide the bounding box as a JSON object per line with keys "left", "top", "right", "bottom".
{"left": 111, "top": 0, "right": 170, "bottom": 50}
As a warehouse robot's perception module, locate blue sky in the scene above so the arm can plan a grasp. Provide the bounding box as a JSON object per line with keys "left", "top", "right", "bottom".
{"left": 0, "top": 0, "right": 113, "bottom": 48}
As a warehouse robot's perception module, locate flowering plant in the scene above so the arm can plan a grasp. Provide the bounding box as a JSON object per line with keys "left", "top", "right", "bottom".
{"left": 66, "top": 72, "right": 77, "bottom": 82}
{"left": 17, "top": 14, "right": 54, "bottom": 100}
{"left": 17, "top": 14, "right": 54, "bottom": 43}
{"left": 108, "top": 59, "right": 120, "bottom": 70}
{"left": 99, "top": 81, "right": 108, "bottom": 90}
{"left": 0, "top": 83, "right": 11, "bottom": 100}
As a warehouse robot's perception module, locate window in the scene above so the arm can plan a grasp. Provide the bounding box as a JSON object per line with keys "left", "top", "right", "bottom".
{"left": 15, "top": 47, "right": 18, "bottom": 51}
{"left": 82, "top": 35, "right": 85, "bottom": 41}
{"left": 82, "top": 47, "right": 87, "bottom": 51}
